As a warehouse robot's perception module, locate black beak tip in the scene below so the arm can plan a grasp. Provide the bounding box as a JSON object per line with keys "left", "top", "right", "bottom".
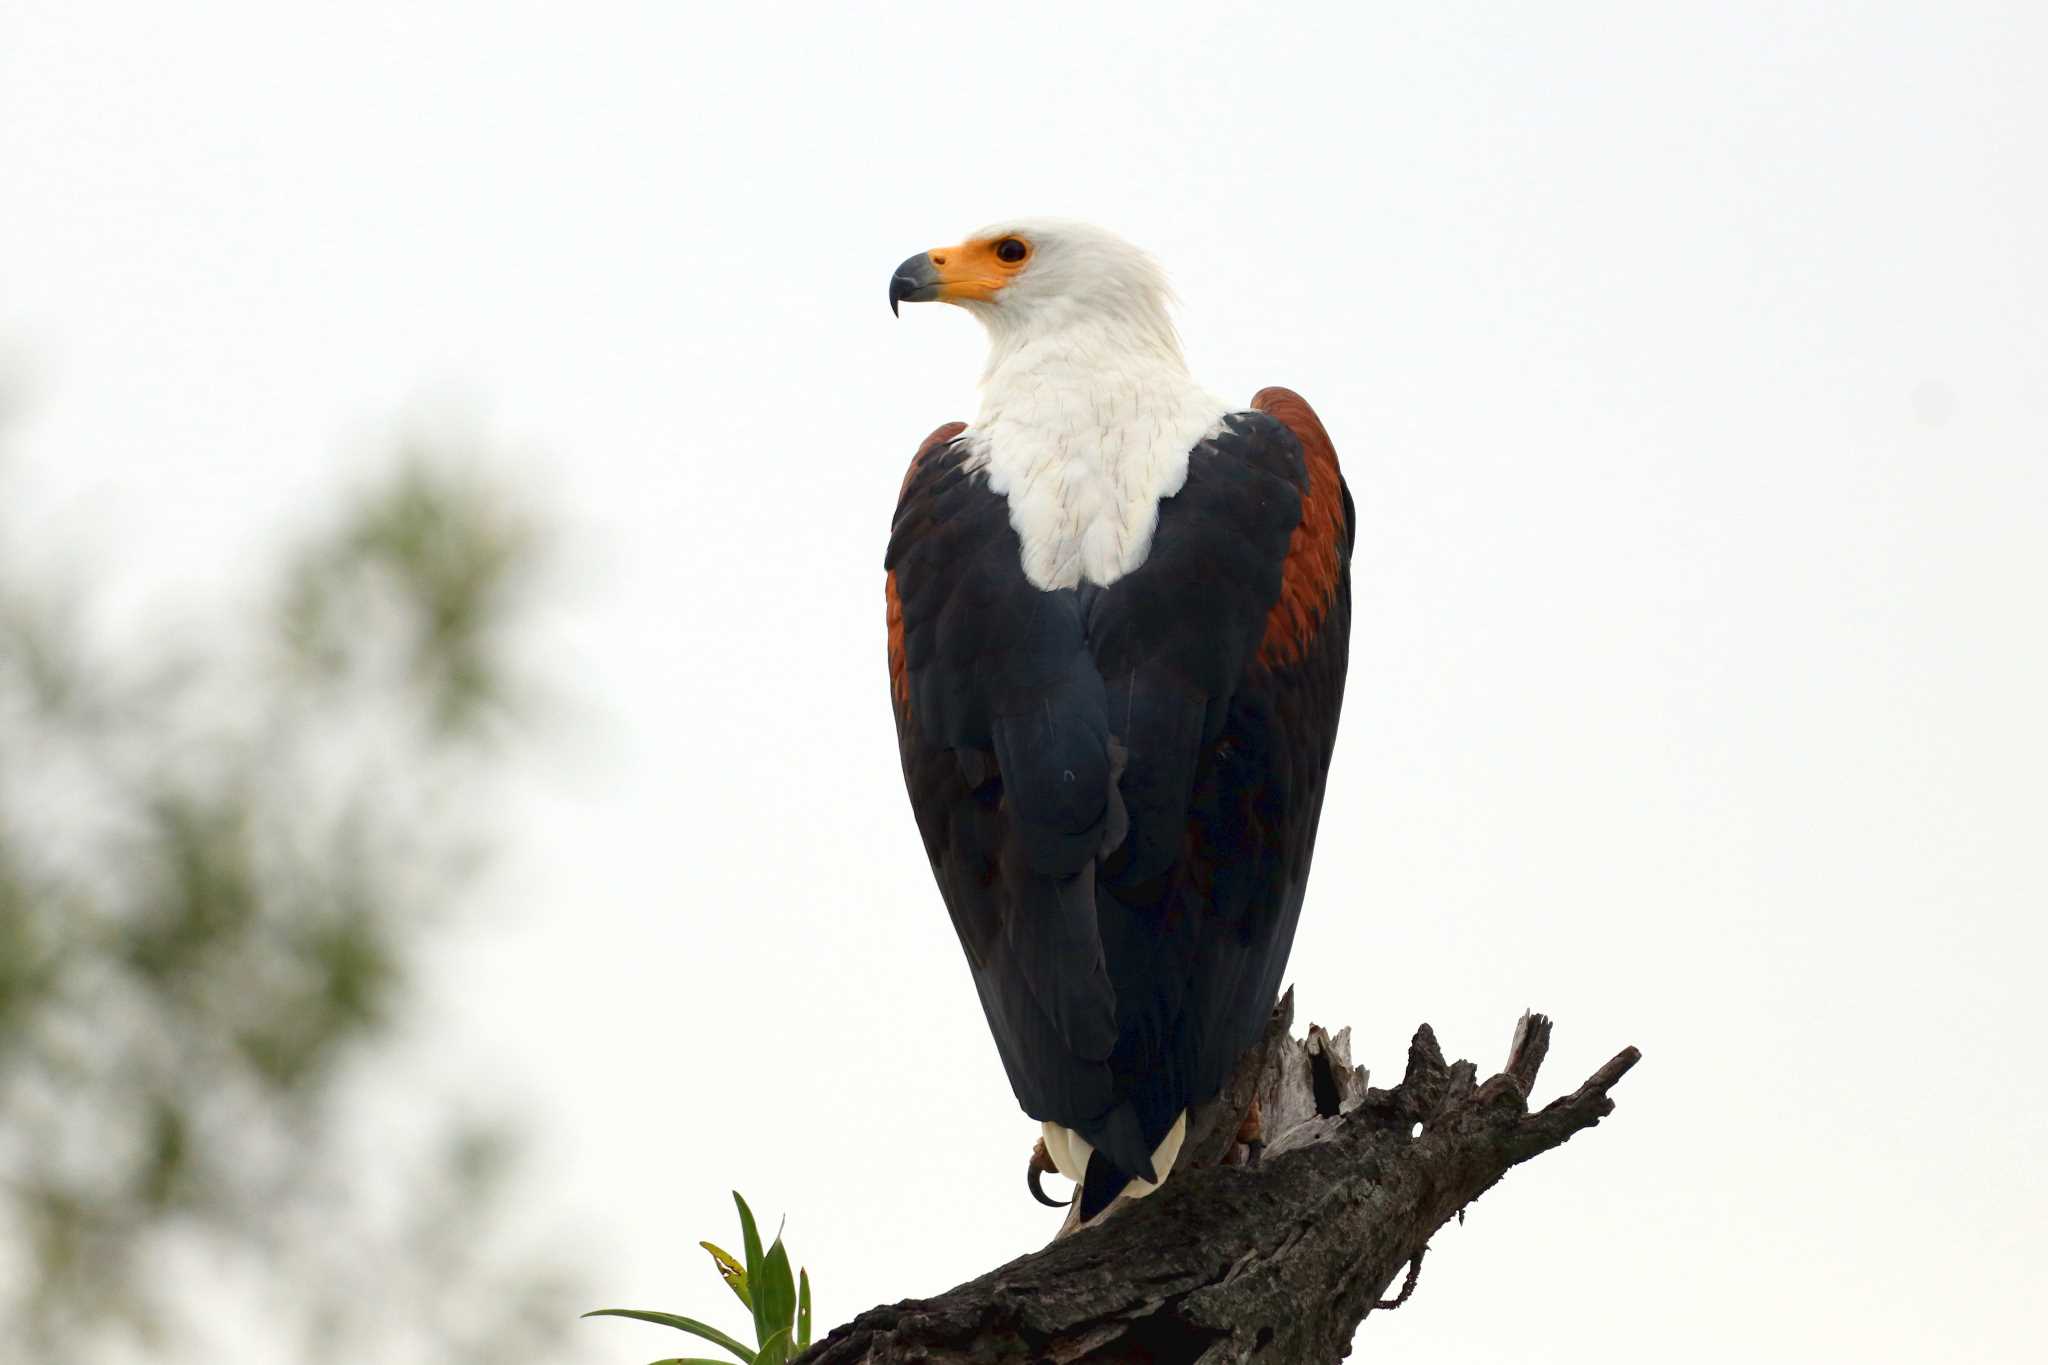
{"left": 888, "top": 271, "right": 919, "bottom": 317}
{"left": 889, "top": 253, "right": 942, "bottom": 318}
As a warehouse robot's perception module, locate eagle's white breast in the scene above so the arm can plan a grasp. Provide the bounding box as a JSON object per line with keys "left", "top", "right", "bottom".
{"left": 967, "top": 339, "right": 1231, "bottom": 591}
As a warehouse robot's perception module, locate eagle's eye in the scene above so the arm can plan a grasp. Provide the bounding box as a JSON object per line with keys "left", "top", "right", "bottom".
{"left": 995, "top": 237, "right": 1029, "bottom": 264}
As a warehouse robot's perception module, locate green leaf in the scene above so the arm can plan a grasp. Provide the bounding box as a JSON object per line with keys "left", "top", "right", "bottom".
{"left": 756, "top": 1327, "right": 791, "bottom": 1365}
{"left": 645, "top": 1359, "right": 749, "bottom": 1365}
{"left": 701, "top": 1240, "right": 751, "bottom": 1310}
{"left": 582, "top": 1309, "right": 757, "bottom": 1363}
{"left": 733, "top": 1192, "right": 770, "bottom": 1347}
{"left": 798, "top": 1267, "right": 812, "bottom": 1350}
{"left": 757, "top": 1236, "right": 797, "bottom": 1340}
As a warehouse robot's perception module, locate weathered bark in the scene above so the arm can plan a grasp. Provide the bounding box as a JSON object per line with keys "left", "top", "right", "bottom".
{"left": 802, "top": 995, "right": 1638, "bottom": 1364}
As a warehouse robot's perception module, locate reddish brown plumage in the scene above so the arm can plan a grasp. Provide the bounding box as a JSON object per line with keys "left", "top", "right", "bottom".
{"left": 1251, "top": 387, "right": 1348, "bottom": 668}
{"left": 887, "top": 421, "right": 967, "bottom": 710}
{"left": 886, "top": 571, "right": 908, "bottom": 705}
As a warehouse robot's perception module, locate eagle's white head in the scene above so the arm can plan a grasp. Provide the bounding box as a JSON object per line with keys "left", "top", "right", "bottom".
{"left": 888, "top": 219, "right": 1231, "bottom": 591}
{"left": 889, "top": 219, "right": 1187, "bottom": 376}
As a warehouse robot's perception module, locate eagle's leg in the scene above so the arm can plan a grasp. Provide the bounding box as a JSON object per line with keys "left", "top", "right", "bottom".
{"left": 1027, "top": 1137, "right": 1070, "bottom": 1208}
{"left": 1234, "top": 1097, "right": 1265, "bottom": 1168}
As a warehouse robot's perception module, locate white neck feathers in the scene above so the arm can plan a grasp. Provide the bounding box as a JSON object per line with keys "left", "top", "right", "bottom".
{"left": 967, "top": 309, "right": 1229, "bottom": 591}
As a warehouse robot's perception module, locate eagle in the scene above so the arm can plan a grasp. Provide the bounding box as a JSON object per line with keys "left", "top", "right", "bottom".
{"left": 884, "top": 221, "right": 1352, "bottom": 1221}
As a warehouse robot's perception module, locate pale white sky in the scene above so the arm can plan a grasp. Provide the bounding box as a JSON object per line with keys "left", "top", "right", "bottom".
{"left": 4, "top": 2, "right": 2044, "bottom": 1361}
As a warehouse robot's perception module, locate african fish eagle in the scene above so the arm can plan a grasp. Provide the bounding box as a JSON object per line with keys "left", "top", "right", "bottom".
{"left": 885, "top": 221, "right": 1352, "bottom": 1221}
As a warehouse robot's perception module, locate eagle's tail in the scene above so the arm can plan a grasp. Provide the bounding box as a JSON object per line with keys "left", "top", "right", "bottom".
{"left": 1047, "top": 1110, "right": 1190, "bottom": 1221}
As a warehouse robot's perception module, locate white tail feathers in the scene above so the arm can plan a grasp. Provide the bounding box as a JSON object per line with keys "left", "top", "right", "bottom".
{"left": 1040, "top": 1122, "right": 1092, "bottom": 1185}
{"left": 1040, "top": 1110, "right": 1189, "bottom": 1196}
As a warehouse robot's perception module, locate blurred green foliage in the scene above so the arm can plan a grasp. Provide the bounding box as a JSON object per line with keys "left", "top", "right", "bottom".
{"left": 586, "top": 1192, "right": 813, "bottom": 1365}
{"left": 0, "top": 391, "right": 584, "bottom": 1362}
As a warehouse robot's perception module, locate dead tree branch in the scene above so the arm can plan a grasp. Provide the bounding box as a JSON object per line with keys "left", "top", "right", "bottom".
{"left": 802, "top": 996, "right": 1638, "bottom": 1364}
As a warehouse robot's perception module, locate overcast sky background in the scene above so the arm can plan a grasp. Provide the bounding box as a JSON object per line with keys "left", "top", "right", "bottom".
{"left": 4, "top": 3, "right": 2044, "bottom": 1361}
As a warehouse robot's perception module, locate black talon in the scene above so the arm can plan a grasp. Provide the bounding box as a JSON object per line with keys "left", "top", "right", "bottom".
{"left": 1027, "top": 1163, "right": 1070, "bottom": 1208}
{"left": 1245, "top": 1139, "right": 1266, "bottom": 1169}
